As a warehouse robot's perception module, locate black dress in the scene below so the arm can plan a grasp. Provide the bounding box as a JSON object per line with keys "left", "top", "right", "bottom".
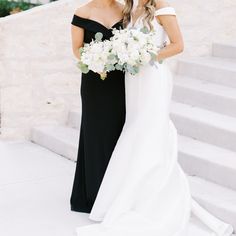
{"left": 70, "top": 14, "right": 126, "bottom": 213}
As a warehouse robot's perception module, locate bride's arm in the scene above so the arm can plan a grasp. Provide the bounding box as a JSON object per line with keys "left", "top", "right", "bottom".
{"left": 155, "top": 1, "right": 184, "bottom": 62}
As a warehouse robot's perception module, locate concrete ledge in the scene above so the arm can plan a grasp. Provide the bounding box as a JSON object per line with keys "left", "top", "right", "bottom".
{"left": 0, "top": 0, "right": 73, "bottom": 23}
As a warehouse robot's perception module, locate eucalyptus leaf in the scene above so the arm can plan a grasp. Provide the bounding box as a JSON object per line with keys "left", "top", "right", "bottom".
{"left": 133, "top": 65, "right": 139, "bottom": 74}
{"left": 127, "top": 64, "right": 139, "bottom": 75}
{"left": 77, "top": 61, "right": 89, "bottom": 74}
{"left": 106, "top": 64, "right": 116, "bottom": 71}
{"left": 79, "top": 47, "right": 84, "bottom": 56}
{"left": 115, "top": 64, "right": 123, "bottom": 71}
{"left": 81, "top": 66, "right": 89, "bottom": 74}
{"left": 149, "top": 52, "right": 157, "bottom": 61}
{"left": 140, "top": 26, "right": 149, "bottom": 34}
{"left": 95, "top": 32, "right": 103, "bottom": 41}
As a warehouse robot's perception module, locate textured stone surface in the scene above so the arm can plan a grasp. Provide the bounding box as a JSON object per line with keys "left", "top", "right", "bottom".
{"left": 0, "top": 0, "right": 235, "bottom": 139}
{"left": 171, "top": 0, "right": 236, "bottom": 56}
{"left": 0, "top": 0, "right": 81, "bottom": 139}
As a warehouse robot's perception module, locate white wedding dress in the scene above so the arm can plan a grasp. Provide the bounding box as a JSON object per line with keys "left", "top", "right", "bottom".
{"left": 75, "top": 6, "right": 234, "bottom": 236}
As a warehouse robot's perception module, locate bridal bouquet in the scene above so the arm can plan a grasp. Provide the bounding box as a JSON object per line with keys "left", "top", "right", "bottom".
{"left": 77, "top": 27, "right": 160, "bottom": 79}
{"left": 110, "top": 27, "right": 160, "bottom": 75}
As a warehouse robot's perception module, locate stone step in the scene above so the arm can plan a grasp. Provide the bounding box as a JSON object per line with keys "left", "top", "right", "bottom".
{"left": 30, "top": 121, "right": 236, "bottom": 191}
{"left": 170, "top": 101, "right": 236, "bottom": 152}
{"left": 68, "top": 104, "right": 236, "bottom": 153}
{"left": 176, "top": 56, "right": 236, "bottom": 88}
{"left": 172, "top": 75, "right": 236, "bottom": 117}
{"left": 187, "top": 216, "right": 235, "bottom": 236}
{"left": 212, "top": 42, "right": 236, "bottom": 59}
{"left": 188, "top": 175, "right": 236, "bottom": 230}
{"left": 30, "top": 125, "right": 79, "bottom": 161}
{"left": 187, "top": 215, "right": 235, "bottom": 236}
{"left": 29, "top": 124, "right": 236, "bottom": 231}
{"left": 178, "top": 135, "right": 236, "bottom": 190}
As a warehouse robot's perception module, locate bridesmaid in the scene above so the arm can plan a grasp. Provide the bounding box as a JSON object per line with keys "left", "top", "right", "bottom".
{"left": 70, "top": 0, "right": 126, "bottom": 213}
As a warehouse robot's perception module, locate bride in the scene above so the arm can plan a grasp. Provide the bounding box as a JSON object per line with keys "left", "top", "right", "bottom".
{"left": 75, "top": 0, "right": 234, "bottom": 235}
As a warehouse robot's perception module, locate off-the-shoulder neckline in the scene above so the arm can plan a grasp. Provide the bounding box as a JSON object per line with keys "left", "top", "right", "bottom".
{"left": 131, "top": 6, "right": 175, "bottom": 27}
{"left": 73, "top": 14, "right": 123, "bottom": 30}
{"left": 155, "top": 6, "right": 174, "bottom": 11}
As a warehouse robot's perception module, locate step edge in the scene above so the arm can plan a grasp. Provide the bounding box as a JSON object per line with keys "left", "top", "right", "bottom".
{"left": 177, "top": 56, "right": 236, "bottom": 70}
{"left": 173, "top": 75, "right": 236, "bottom": 98}
{"left": 178, "top": 135, "right": 236, "bottom": 169}
{"left": 188, "top": 176, "right": 236, "bottom": 212}
{"left": 171, "top": 101, "right": 236, "bottom": 132}
{"left": 30, "top": 125, "right": 79, "bottom": 146}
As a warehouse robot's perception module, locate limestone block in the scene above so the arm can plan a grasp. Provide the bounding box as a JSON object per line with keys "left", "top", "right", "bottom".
{"left": 43, "top": 72, "right": 80, "bottom": 95}
{"left": 0, "top": 127, "right": 30, "bottom": 140}
{"left": 1, "top": 112, "right": 34, "bottom": 128}
{"left": 171, "top": 0, "right": 236, "bottom": 57}
{"left": 1, "top": 85, "right": 34, "bottom": 113}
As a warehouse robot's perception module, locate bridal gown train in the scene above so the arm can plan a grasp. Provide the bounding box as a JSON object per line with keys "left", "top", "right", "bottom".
{"left": 75, "top": 6, "right": 234, "bottom": 236}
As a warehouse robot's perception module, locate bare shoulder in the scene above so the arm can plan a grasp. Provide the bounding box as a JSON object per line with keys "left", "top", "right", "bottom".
{"left": 74, "top": 2, "right": 92, "bottom": 19}
{"left": 155, "top": 0, "right": 171, "bottom": 10}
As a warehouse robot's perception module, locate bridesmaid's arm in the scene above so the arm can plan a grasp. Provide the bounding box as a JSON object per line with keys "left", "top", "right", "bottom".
{"left": 155, "top": 1, "right": 184, "bottom": 62}
{"left": 71, "top": 7, "right": 88, "bottom": 60}
{"left": 71, "top": 25, "right": 84, "bottom": 60}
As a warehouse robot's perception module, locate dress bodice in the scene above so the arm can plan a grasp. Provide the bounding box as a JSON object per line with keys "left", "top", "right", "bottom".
{"left": 128, "top": 6, "right": 176, "bottom": 48}
{"left": 71, "top": 15, "right": 123, "bottom": 43}
{"left": 70, "top": 14, "right": 125, "bottom": 78}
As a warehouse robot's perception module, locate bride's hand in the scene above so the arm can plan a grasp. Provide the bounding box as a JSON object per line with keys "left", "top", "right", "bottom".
{"left": 156, "top": 53, "right": 164, "bottom": 64}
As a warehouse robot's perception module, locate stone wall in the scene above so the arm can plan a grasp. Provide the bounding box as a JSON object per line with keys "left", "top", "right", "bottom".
{"left": 171, "top": 0, "right": 236, "bottom": 57}
{"left": 0, "top": 0, "right": 235, "bottom": 140}
{"left": 0, "top": 0, "right": 80, "bottom": 139}
{"left": 167, "top": 0, "right": 236, "bottom": 69}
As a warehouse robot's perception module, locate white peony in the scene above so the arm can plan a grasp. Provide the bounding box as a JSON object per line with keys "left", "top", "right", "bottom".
{"left": 77, "top": 27, "right": 160, "bottom": 79}
{"left": 110, "top": 27, "right": 160, "bottom": 75}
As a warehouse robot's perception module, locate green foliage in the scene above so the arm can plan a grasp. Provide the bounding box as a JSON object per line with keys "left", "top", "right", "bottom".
{"left": 77, "top": 61, "right": 89, "bottom": 74}
{"left": 79, "top": 47, "right": 85, "bottom": 57}
{"left": 0, "top": 0, "right": 41, "bottom": 17}
{"left": 149, "top": 51, "right": 157, "bottom": 61}
{"left": 140, "top": 26, "right": 149, "bottom": 34}
{"left": 115, "top": 63, "right": 123, "bottom": 71}
{"left": 126, "top": 64, "right": 139, "bottom": 75}
{"left": 95, "top": 32, "right": 103, "bottom": 42}
{"left": 106, "top": 64, "right": 115, "bottom": 71}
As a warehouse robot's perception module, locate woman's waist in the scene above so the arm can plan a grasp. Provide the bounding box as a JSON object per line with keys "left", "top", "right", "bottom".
{"left": 82, "top": 69, "right": 124, "bottom": 79}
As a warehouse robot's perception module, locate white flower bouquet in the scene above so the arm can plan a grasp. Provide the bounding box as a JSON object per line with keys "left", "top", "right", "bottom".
{"left": 77, "top": 32, "right": 117, "bottom": 80}
{"left": 77, "top": 27, "right": 161, "bottom": 80}
{"left": 110, "top": 27, "right": 161, "bottom": 75}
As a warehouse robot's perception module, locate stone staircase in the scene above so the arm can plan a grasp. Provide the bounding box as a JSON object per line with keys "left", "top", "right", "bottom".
{"left": 30, "top": 42, "right": 236, "bottom": 232}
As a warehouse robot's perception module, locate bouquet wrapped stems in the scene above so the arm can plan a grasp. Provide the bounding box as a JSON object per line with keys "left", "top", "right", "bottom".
{"left": 99, "top": 71, "right": 107, "bottom": 80}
